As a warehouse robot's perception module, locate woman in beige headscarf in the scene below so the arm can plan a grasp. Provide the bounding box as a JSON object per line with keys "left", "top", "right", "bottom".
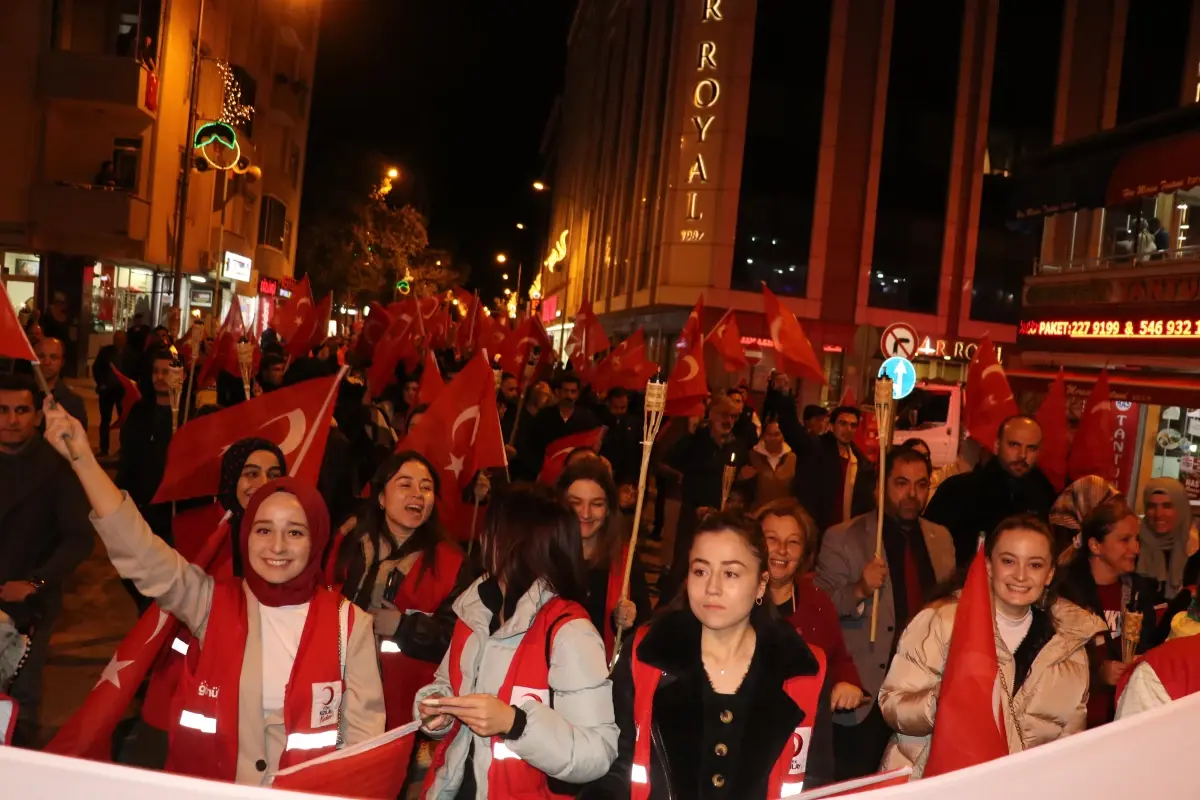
{"left": 1137, "top": 477, "right": 1198, "bottom": 600}
{"left": 1049, "top": 476, "right": 1118, "bottom": 565}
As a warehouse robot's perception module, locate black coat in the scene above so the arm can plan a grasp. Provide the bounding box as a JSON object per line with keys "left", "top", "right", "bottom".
{"left": 924, "top": 459, "right": 1057, "bottom": 568}
{"left": 582, "top": 609, "right": 834, "bottom": 799}
{"left": 791, "top": 433, "right": 876, "bottom": 535}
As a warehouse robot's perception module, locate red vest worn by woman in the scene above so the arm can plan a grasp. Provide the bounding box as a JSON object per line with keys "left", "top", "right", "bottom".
{"left": 378, "top": 542, "right": 463, "bottom": 728}
{"left": 166, "top": 583, "right": 352, "bottom": 782}
{"left": 627, "top": 627, "right": 827, "bottom": 800}
{"left": 423, "top": 596, "right": 590, "bottom": 800}
{"left": 601, "top": 546, "right": 629, "bottom": 661}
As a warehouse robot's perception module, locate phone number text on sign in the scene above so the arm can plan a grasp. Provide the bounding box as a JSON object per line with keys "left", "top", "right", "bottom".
{"left": 1018, "top": 318, "right": 1200, "bottom": 339}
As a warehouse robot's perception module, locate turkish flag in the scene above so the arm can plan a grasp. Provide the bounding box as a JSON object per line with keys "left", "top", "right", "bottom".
{"left": 274, "top": 275, "right": 313, "bottom": 343}
{"left": 43, "top": 517, "right": 231, "bottom": 760}
{"left": 923, "top": 550, "right": 1010, "bottom": 776}
{"left": 196, "top": 299, "right": 252, "bottom": 389}
{"left": 591, "top": 329, "right": 658, "bottom": 395}
{"left": 367, "top": 303, "right": 420, "bottom": 398}
{"left": 285, "top": 292, "right": 333, "bottom": 360}
{"left": 417, "top": 348, "right": 444, "bottom": 405}
{"left": 565, "top": 296, "right": 610, "bottom": 365}
{"left": 453, "top": 293, "right": 492, "bottom": 359}
{"left": 676, "top": 294, "right": 705, "bottom": 349}
{"left": 395, "top": 353, "right": 507, "bottom": 539}
{"left": 498, "top": 315, "right": 554, "bottom": 389}
{"left": 706, "top": 309, "right": 748, "bottom": 372}
{"left": 110, "top": 366, "right": 141, "bottom": 429}
{"left": 354, "top": 302, "right": 392, "bottom": 361}
{"left": 667, "top": 299, "right": 708, "bottom": 417}
{"left": 271, "top": 721, "right": 419, "bottom": 799}
{"left": 1067, "top": 370, "right": 1117, "bottom": 483}
{"left": 855, "top": 409, "right": 880, "bottom": 465}
{"left": 761, "top": 284, "right": 826, "bottom": 384}
{"left": 423, "top": 301, "right": 450, "bottom": 350}
{"left": 964, "top": 335, "right": 1018, "bottom": 451}
{"left": 538, "top": 427, "right": 607, "bottom": 485}
{"left": 0, "top": 282, "right": 37, "bottom": 362}
{"left": 151, "top": 370, "right": 344, "bottom": 503}
{"left": 1035, "top": 369, "right": 1070, "bottom": 492}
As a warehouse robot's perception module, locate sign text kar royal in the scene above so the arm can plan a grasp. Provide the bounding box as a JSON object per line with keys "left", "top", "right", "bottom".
{"left": 681, "top": 0, "right": 723, "bottom": 243}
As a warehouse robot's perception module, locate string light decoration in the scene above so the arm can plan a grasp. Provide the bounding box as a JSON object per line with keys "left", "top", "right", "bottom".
{"left": 543, "top": 229, "right": 568, "bottom": 272}
{"left": 528, "top": 271, "right": 542, "bottom": 302}
{"left": 215, "top": 60, "right": 254, "bottom": 128}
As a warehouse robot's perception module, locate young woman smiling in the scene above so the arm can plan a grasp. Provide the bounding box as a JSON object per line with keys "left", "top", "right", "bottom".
{"left": 557, "top": 460, "right": 651, "bottom": 662}
{"left": 879, "top": 515, "right": 1105, "bottom": 778}
{"left": 42, "top": 405, "right": 384, "bottom": 785}
{"left": 585, "top": 511, "right": 833, "bottom": 799}
{"left": 339, "top": 451, "right": 466, "bottom": 729}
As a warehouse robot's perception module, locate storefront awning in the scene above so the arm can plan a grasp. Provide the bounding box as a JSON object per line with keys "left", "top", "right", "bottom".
{"left": 1008, "top": 367, "right": 1200, "bottom": 408}
{"left": 1011, "top": 104, "right": 1200, "bottom": 218}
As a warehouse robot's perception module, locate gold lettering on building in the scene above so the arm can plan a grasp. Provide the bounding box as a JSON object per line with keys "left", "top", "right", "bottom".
{"left": 685, "top": 191, "right": 703, "bottom": 221}
{"left": 691, "top": 115, "right": 716, "bottom": 142}
{"left": 688, "top": 153, "right": 709, "bottom": 183}
{"left": 681, "top": 229, "right": 706, "bottom": 242}
{"left": 693, "top": 78, "right": 720, "bottom": 108}
{"left": 698, "top": 41, "right": 717, "bottom": 71}
{"left": 703, "top": 0, "right": 723, "bottom": 21}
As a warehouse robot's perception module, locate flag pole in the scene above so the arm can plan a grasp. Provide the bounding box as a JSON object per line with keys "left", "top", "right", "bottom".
{"left": 33, "top": 365, "right": 80, "bottom": 461}
{"left": 610, "top": 376, "right": 667, "bottom": 672}
{"left": 507, "top": 345, "right": 541, "bottom": 447}
{"left": 870, "top": 377, "right": 895, "bottom": 644}
{"left": 179, "top": 323, "right": 204, "bottom": 428}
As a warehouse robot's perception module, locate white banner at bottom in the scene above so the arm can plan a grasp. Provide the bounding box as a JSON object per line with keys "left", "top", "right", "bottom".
{"left": 3, "top": 692, "right": 1200, "bottom": 798}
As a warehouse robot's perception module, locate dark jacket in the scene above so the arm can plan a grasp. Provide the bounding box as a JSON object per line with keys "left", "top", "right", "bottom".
{"left": 923, "top": 458, "right": 1057, "bottom": 567}
{"left": 116, "top": 400, "right": 175, "bottom": 540}
{"left": 528, "top": 403, "right": 601, "bottom": 469}
{"left": 792, "top": 433, "right": 876, "bottom": 534}
{"left": 598, "top": 410, "right": 640, "bottom": 486}
{"left": 582, "top": 609, "right": 833, "bottom": 799}
{"left": 665, "top": 426, "right": 750, "bottom": 512}
{"left": 0, "top": 438, "right": 94, "bottom": 628}
{"left": 92, "top": 344, "right": 122, "bottom": 396}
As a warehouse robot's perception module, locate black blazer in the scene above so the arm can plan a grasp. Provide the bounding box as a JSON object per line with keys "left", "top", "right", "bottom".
{"left": 582, "top": 609, "right": 834, "bottom": 799}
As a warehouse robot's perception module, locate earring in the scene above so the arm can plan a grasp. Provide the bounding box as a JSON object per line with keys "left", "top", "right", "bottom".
{"left": 755, "top": 596, "right": 763, "bottom": 606}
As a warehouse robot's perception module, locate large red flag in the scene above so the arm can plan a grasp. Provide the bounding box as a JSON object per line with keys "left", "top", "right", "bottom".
{"left": 922, "top": 550, "right": 1009, "bottom": 777}
{"left": 1035, "top": 368, "right": 1069, "bottom": 492}
{"left": 196, "top": 299, "right": 251, "bottom": 388}
{"left": 706, "top": 309, "right": 748, "bottom": 372}
{"left": 395, "top": 354, "right": 507, "bottom": 540}
{"left": 417, "top": 348, "right": 444, "bottom": 405}
{"left": 271, "top": 721, "right": 420, "bottom": 798}
{"left": 498, "top": 315, "right": 554, "bottom": 388}
{"left": 591, "top": 329, "right": 647, "bottom": 394}
{"left": 110, "top": 366, "right": 142, "bottom": 429}
{"left": 666, "top": 299, "right": 708, "bottom": 417}
{"left": 538, "top": 427, "right": 607, "bottom": 486}
{"left": 152, "top": 370, "right": 344, "bottom": 503}
{"left": 762, "top": 284, "right": 826, "bottom": 384}
{"left": 565, "top": 296, "right": 610, "bottom": 365}
{"left": 964, "top": 335, "right": 1018, "bottom": 451}
{"left": 367, "top": 301, "right": 420, "bottom": 397}
{"left": 285, "top": 292, "right": 333, "bottom": 359}
{"left": 274, "top": 274, "right": 313, "bottom": 343}
{"left": 354, "top": 302, "right": 392, "bottom": 361}
{"left": 0, "top": 282, "right": 37, "bottom": 362}
{"left": 43, "top": 517, "right": 231, "bottom": 760}
{"left": 1067, "top": 370, "right": 1117, "bottom": 483}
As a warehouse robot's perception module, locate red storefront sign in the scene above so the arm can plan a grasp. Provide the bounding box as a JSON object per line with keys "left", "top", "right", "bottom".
{"left": 1112, "top": 400, "right": 1139, "bottom": 496}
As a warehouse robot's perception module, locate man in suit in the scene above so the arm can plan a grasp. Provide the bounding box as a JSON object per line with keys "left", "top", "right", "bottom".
{"left": 815, "top": 447, "right": 955, "bottom": 780}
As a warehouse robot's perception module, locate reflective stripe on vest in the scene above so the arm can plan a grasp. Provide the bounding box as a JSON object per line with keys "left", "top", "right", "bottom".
{"left": 492, "top": 741, "right": 521, "bottom": 761}
{"left": 171, "top": 637, "right": 189, "bottom": 655}
{"left": 179, "top": 710, "right": 217, "bottom": 734}
{"left": 780, "top": 779, "right": 805, "bottom": 797}
{"left": 631, "top": 764, "right": 649, "bottom": 784}
{"left": 286, "top": 729, "right": 340, "bottom": 751}
{"left": 380, "top": 640, "right": 400, "bottom": 654}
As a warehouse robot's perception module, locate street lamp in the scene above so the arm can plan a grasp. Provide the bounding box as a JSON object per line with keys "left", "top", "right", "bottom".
{"left": 496, "top": 253, "right": 508, "bottom": 264}
{"left": 386, "top": 167, "right": 400, "bottom": 179}
{"left": 532, "top": 181, "right": 546, "bottom": 192}
{"left": 516, "top": 222, "right": 525, "bottom": 230}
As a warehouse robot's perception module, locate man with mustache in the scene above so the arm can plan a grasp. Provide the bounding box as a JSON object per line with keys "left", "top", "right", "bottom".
{"left": 924, "top": 415, "right": 1057, "bottom": 567}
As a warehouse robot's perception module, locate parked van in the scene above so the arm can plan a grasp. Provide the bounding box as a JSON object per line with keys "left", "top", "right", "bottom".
{"left": 892, "top": 381, "right": 962, "bottom": 468}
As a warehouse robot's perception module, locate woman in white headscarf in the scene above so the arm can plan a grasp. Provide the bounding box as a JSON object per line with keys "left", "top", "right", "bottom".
{"left": 1050, "top": 476, "right": 1118, "bottom": 565}
{"left": 1137, "top": 478, "right": 1198, "bottom": 600}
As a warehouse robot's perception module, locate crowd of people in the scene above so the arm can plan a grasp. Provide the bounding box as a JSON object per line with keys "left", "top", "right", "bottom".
{"left": 3, "top": 312, "right": 1200, "bottom": 799}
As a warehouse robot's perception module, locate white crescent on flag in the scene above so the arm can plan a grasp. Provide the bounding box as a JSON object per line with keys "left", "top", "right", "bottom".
{"left": 265, "top": 409, "right": 308, "bottom": 457}
{"left": 679, "top": 355, "right": 700, "bottom": 382}
{"left": 451, "top": 405, "right": 481, "bottom": 447}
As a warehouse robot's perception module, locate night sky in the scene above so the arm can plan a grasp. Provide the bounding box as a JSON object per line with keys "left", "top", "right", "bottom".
{"left": 301, "top": 0, "right": 578, "bottom": 300}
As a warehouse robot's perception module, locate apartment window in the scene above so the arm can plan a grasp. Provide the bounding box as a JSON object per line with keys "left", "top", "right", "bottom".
{"left": 730, "top": 0, "right": 833, "bottom": 297}
{"left": 868, "top": 0, "right": 965, "bottom": 314}
{"left": 231, "top": 64, "right": 257, "bottom": 139}
{"left": 112, "top": 137, "right": 142, "bottom": 191}
{"left": 970, "top": 0, "right": 1063, "bottom": 325}
{"left": 259, "top": 196, "right": 288, "bottom": 250}
{"left": 1116, "top": 0, "right": 1189, "bottom": 126}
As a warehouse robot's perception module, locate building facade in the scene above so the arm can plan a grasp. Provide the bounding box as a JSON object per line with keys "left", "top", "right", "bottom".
{"left": 541, "top": 0, "right": 1200, "bottom": 412}
{"left": 0, "top": 0, "right": 319, "bottom": 374}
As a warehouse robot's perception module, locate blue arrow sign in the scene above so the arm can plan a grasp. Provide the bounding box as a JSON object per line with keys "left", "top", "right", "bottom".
{"left": 878, "top": 356, "right": 916, "bottom": 400}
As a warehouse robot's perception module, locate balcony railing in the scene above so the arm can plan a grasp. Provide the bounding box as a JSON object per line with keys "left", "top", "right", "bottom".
{"left": 1034, "top": 245, "right": 1200, "bottom": 275}
{"left": 39, "top": 50, "right": 157, "bottom": 119}
{"left": 32, "top": 183, "right": 151, "bottom": 243}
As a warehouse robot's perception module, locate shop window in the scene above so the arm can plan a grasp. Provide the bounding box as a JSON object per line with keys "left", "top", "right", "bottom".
{"left": 258, "top": 196, "right": 287, "bottom": 250}
{"left": 1152, "top": 407, "right": 1200, "bottom": 505}
{"left": 112, "top": 137, "right": 142, "bottom": 191}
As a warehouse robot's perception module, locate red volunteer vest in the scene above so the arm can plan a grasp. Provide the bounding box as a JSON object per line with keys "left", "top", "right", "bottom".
{"left": 628, "top": 627, "right": 827, "bottom": 800}
{"left": 1117, "top": 632, "right": 1200, "bottom": 703}
{"left": 165, "top": 583, "right": 352, "bottom": 782}
{"left": 378, "top": 542, "right": 463, "bottom": 728}
{"left": 601, "top": 547, "right": 628, "bottom": 661}
{"left": 423, "top": 596, "right": 590, "bottom": 800}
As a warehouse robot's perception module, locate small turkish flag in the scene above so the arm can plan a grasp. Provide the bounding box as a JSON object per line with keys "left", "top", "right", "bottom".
{"left": 1067, "top": 369, "right": 1117, "bottom": 483}
{"left": 1035, "top": 368, "right": 1069, "bottom": 491}
{"left": 0, "top": 282, "right": 37, "bottom": 363}
{"left": 761, "top": 284, "right": 826, "bottom": 384}
{"left": 706, "top": 309, "right": 748, "bottom": 372}
{"left": 565, "top": 295, "right": 610, "bottom": 364}
{"left": 110, "top": 366, "right": 142, "bottom": 429}
{"left": 666, "top": 299, "right": 707, "bottom": 417}
{"left": 152, "top": 369, "right": 344, "bottom": 503}
{"left": 592, "top": 329, "right": 658, "bottom": 395}
{"left": 417, "top": 348, "right": 444, "bottom": 405}
{"left": 274, "top": 275, "right": 314, "bottom": 343}
{"left": 367, "top": 302, "right": 420, "bottom": 398}
{"left": 538, "top": 427, "right": 606, "bottom": 485}
{"left": 271, "top": 721, "right": 420, "bottom": 798}
{"left": 964, "top": 335, "right": 1018, "bottom": 451}
{"left": 354, "top": 302, "right": 392, "bottom": 361}
{"left": 197, "top": 298, "right": 257, "bottom": 389}
{"left": 285, "top": 292, "right": 333, "bottom": 360}
{"left": 498, "top": 315, "right": 554, "bottom": 389}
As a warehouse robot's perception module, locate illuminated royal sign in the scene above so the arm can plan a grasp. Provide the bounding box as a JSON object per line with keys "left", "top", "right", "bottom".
{"left": 1018, "top": 316, "right": 1200, "bottom": 340}
{"left": 680, "top": 0, "right": 724, "bottom": 243}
